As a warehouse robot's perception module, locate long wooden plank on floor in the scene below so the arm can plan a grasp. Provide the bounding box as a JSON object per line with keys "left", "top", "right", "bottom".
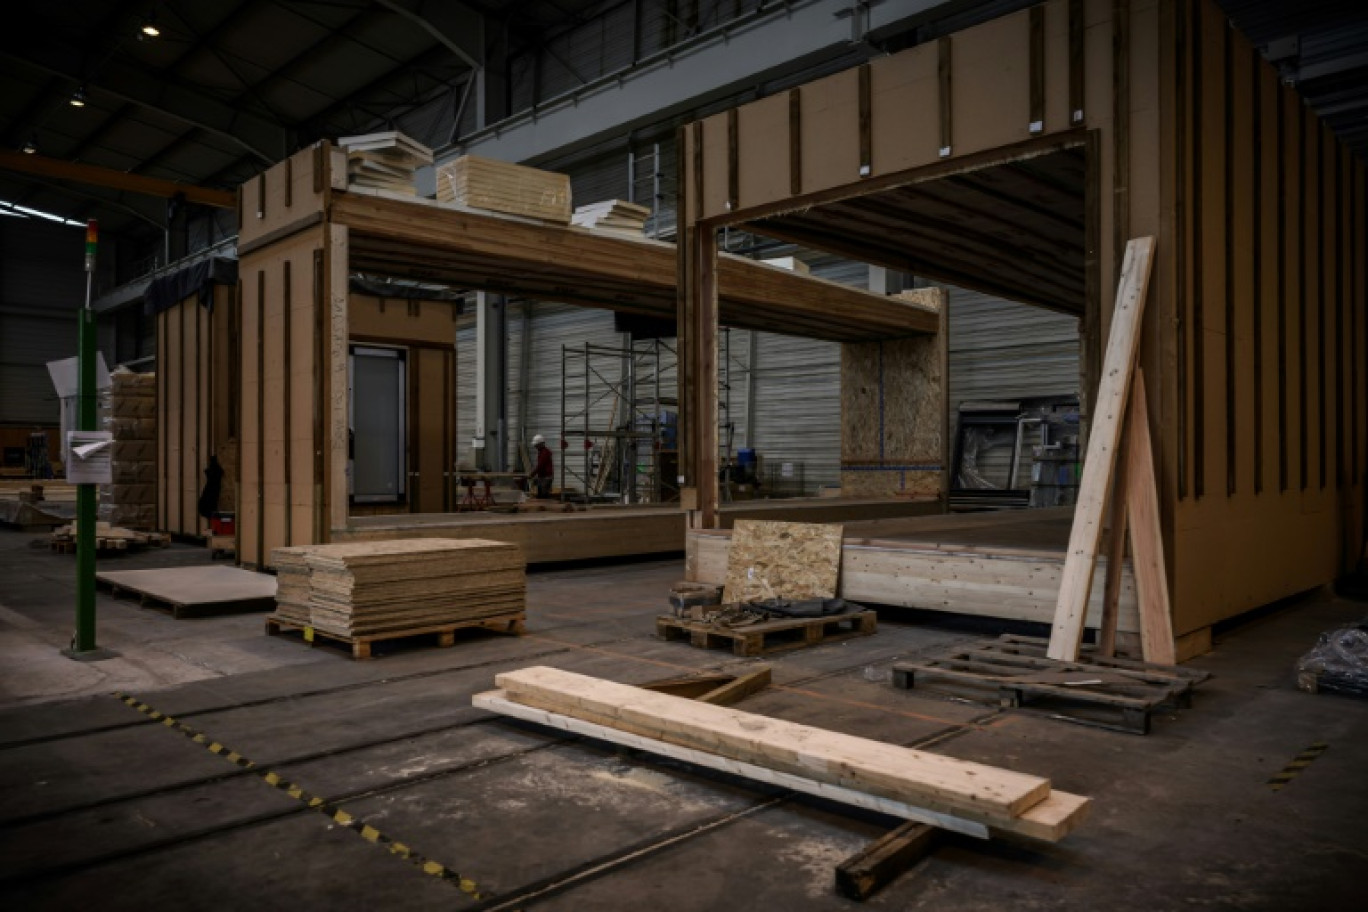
{"left": 476, "top": 685, "right": 1089, "bottom": 842}
{"left": 1124, "top": 368, "right": 1177, "bottom": 664}
{"left": 492, "top": 666, "right": 1059, "bottom": 823}
{"left": 1048, "top": 236, "right": 1155, "bottom": 661}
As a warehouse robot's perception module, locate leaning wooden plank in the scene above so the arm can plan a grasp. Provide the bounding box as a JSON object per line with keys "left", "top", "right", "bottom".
{"left": 492, "top": 666, "right": 1054, "bottom": 821}
{"left": 1048, "top": 237, "right": 1155, "bottom": 661}
{"left": 1124, "top": 369, "right": 1177, "bottom": 665}
{"left": 474, "top": 691, "right": 991, "bottom": 839}
{"left": 477, "top": 690, "right": 1088, "bottom": 842}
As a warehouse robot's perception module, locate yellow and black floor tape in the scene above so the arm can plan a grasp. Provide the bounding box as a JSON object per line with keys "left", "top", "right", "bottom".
{"left": 1266, "top": 741, "right": 1329, "bottom": 791}
{"left": 114, "top": 693, "right": 484, "bottom": 899}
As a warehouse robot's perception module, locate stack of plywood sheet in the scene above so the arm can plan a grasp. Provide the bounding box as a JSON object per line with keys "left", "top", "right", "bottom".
{"left": 339, "top": 131, "right": 433, "bottom": 196}
{"left": 271, "top": 546, "right": 311, "bottom": 626}
{"left": 571, "top": 199, "right": 651, "bottom": 235}
{"left": 435, "top": 155, "right": 571, "bottom": 224}
{"left": 270, "top": 538, "right": 525, "bottom": 637}
{"left": 101, "top": 368, "right": 156, "bottom": 530}
{"left": 477, "top": 666, "right": 1091, "bottom": 843}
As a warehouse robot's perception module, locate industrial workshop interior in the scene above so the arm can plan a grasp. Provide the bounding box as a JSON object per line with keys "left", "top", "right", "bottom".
{"left": 2, "top": 0, "right": 1366, "bottom": 907}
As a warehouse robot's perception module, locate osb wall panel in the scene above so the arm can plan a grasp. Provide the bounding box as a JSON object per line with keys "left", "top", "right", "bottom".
{"left": 237, "top": 144, "right": 337, "bottom": 249}
{"left": 1166, "top": 0, "right": 1365, "bottom": 632}
{"left": 721, "top": 520, "right": 844, "bottom": 603}
{"left": 349, "top": 294, "right": 458, "bottom": 346}
{"left": 240, "top": 226, "right": 328, "bottom": 569}
{"left": 839, "top": 289, "right": 946, "bottom": 499}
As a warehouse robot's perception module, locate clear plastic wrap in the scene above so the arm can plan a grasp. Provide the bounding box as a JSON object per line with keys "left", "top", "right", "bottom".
{"left": 1296, "top": 619, "right": 1368, "bottom": 696}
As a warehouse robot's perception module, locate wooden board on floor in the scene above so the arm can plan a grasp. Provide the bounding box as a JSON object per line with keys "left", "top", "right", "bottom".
{"left": 491, "top": 666, "right": 1074, "bottom": 828}
{"left": 722, "top": 520, "right": 844, "bottom": 603}
{"left": 96, "top": 566, "right": 277, "bottom": 617}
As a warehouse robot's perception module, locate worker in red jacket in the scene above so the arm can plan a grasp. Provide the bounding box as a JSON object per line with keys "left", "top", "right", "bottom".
{"left": 529, "top": 434, "right": 554, "bottom": 499}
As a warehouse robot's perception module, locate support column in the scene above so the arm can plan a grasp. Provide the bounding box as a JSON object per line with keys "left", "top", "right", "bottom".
{"left": 475, "top": 291, "right": 507, "bottom": 471}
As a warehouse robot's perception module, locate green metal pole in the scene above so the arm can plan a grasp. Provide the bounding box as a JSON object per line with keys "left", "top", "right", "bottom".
{"left": 73, "top": 220, "right": 98, "bottom": 654}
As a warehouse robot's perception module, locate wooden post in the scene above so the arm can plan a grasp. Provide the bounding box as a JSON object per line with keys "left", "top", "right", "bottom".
{"left": 1048, "top": 237, "right": 1154, "bottom": 661}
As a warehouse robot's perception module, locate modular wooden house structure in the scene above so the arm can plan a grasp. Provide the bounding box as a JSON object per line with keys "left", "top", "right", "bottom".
{"left": 678, "top": 0, "right": 1366, "bottom": 643}
{"left": 182, "top": 143, "right": 940, "bottom": 569}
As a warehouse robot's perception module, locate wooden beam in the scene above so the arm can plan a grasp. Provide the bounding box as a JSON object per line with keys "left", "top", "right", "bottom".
{"left": 0, "top": 149, "right": 237, "bottom": 208}
{"left": 1125, "top": 368, "right": 1176, "bottom": 665}
{"left": 1048, "top": 236, "right": 1154, "bottom": 662}
{"left": 1097, "top": 439, "right": 1129, "bottom": 658}
{"left": 835, "top": 820, "right": 938, "bottom": 902}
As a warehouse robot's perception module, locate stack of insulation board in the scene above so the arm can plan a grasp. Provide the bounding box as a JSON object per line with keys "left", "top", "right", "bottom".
{"left": 269, "top": 538, "right": 525, "bottom": 637}
{"left": 571, "top": 199, "right": 651, "bottom": 235}
{"left": 339, "top": 131, "right": 433, "bottom": 196}
{"left": 101, "top": 368, "right": 156, "bottom": 530}
{"left": 435, "top": 155, "right": 572, "bottom": 224}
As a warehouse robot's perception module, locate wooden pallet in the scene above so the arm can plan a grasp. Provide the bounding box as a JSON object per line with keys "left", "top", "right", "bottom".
{"left": 266, "top": 612, "right": 525, "bottom": 660}
{"left": 97, "top": 566, "right": 277, "bottom": 619}
{"left": 657, "top": 609, "right": 876, "bottom": 657}
{"left": 51, "top": 529, "right": 169, "bottom": 554}
{"left": 891, "top": 634, "right": 1209, "bottom": 735}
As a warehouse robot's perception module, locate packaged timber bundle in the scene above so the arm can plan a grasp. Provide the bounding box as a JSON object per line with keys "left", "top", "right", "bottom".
{"left": 338, "top": 131, "right": 432, "bottom": 196}
{"left": 436, "top": 156, "right": 572, "bottom": 224}
{"left": 268, "top": 538, "right": 526, "bottom": 637}
{"left": 571, "top": 199, "right": 651, "bottom": 235}
{"left": 101, "top": 368, "right": 156, "bottom": 530}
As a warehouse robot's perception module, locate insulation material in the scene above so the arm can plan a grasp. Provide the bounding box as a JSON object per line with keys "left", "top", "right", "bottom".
{"left": 722, "top": 520, "right": 843, "bottom": 604}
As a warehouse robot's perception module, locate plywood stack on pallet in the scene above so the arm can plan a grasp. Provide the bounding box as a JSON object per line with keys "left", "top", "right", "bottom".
{"left": 102, "top": 368, "right": 157, "bottom": 530}
{"left": 338, "top": 131, "right": 432, "bottom": 196}
{"left": 271, "top": 546, "right": 311, "bottom": 626}
{"left": 435, "top": 155, "right": 572, "bottom": 224}
{"left": 270, "top": 538, "right": 525, "bottom": 638}
{"left": 571, "top": 199, "right": 651, "bottom": 235}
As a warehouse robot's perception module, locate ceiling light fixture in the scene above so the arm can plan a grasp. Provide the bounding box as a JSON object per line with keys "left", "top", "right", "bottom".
{"left": 70, "top": 86, "right": 87, "bottom": 107}
{"left": 140, "top": 16, "right": 160, "bottom": 38}
{"left": 22, "top": 135, "right": 37, "bottom": 154}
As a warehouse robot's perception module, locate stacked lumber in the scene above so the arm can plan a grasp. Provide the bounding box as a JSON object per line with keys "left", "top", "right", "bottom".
{"left": 436, "top": 155, "right": 572, "bottom": 224}
{"left": 571, "top": 199, "right": 651, "bottom": 235}
{"left": 101, "top": 368, "right": 156, "bottom": 530}
{"left": 338, "top": 131, "right": 433, "bottom": 196}
{"left": 269, "top": 538, "right": 525, "bottom": 637}
{"left": 477, "top": 667, "right": 1091, "bottom": 842}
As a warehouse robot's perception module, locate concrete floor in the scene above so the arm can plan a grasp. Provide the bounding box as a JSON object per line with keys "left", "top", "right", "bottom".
{"left": 0, "top": 526, "right": 1365, "bottom": 910}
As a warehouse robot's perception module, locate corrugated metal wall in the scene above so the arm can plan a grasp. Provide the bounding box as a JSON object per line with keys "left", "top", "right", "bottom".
{"left": 0, "top": 219, "right": 88, "bottom": 425}
{"left": 946, "top": 286, "right": 1080, "bottom": 419}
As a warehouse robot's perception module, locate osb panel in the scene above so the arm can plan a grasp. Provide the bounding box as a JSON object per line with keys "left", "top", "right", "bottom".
{"left": 414, "top": 349, "right": 449, "bottom": 512}
{"left": 349, "top": 294, "right": 458, "bottom": 345}
{"left": 1042, "top": 0, "right": 1072, "bottom": 134}
{"left": 951, "top": 11, "right": 1033, "bottom": 157}
{"left": 841, "top": 335, "right": 944, "bottom": 463}
{"left": 328, "top": 225, "right": 350, "bottom": 536}
{"left": 238, "top": 144, "right": 329, "bottom": 248}
{"left": 700, "top": 114, "right": 729, "bottom": 219}
{"left": 868, "top": 45, "right": 939, "bottom": 179}
{"left": 736, "top": 93, "right": 790, "bottom": 211}
{"left": 840, "top": 469, "right": 942, "bottom": 498}
{"left": 798, "top": 68, "right": 861, "bottom": 199}
{"left": 722, "top": 520, "right": 844, "bottom": 604}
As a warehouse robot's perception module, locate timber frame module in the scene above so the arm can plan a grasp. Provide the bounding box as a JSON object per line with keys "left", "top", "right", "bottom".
{"left": 678, "top": 0, "right": 1367, "bottom": 642}
{"left": 225, "top": 141, "right": 940, "bottom": 570}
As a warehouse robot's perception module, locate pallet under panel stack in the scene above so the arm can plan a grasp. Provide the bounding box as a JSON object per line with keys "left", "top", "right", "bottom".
{"left": 102, "top": 368, "right": 156, "bottom": 531}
